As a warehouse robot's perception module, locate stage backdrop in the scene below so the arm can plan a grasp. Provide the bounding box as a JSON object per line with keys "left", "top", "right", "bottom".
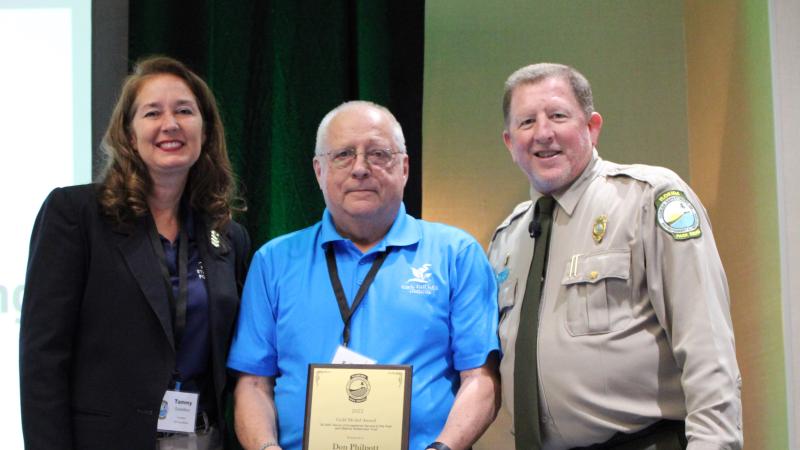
{"left": 128, "top": 0, "right": 424, "bottom": 247}
{"left": 422, "top": 0, "right": 787, "bottom": 448}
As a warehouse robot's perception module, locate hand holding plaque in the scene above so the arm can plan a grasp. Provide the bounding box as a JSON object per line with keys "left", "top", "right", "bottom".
{"left": 303, "top": 364, "right": 412, "bottom": 450}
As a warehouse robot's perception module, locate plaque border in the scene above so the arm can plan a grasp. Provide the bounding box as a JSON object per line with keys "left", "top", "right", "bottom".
{"left": 302, "top": 363, "right": 412, "bottom": 450}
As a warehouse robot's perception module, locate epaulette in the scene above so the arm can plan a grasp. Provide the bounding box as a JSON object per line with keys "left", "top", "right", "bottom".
{"left": 605, "top": 162, "right": 682, "bottom": 188}
{"left": 490, "top": 200, "right": 532, "bottom": 242}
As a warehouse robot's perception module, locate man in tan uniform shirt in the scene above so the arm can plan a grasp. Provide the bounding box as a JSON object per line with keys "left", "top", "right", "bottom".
{"left": 488, "top": 63, "right": 742, "bottom": 450}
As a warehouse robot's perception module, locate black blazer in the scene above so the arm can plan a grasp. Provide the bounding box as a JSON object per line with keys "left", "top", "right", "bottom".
{"left": 19, "top": 184, "right": 250, "bottom": 450}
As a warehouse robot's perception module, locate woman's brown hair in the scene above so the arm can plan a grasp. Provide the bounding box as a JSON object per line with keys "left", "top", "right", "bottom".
{"left": 98, "top": 55, "right": 244, "bottom": 230}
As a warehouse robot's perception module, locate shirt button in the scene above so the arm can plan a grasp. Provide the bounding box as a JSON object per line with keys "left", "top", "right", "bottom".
{"left": 589, "top": 270, "right": 599, "bottom": 280}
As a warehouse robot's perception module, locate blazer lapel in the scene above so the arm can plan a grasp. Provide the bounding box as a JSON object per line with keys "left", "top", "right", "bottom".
{"left": 116, "top": 223, "right": 176, "bottom": 351}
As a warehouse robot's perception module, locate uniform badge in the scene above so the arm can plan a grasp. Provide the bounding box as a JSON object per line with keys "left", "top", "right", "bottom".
{"left": 655, "top": 190, "right": 702, "bottom": 240}
{"left": 496, "top": 267, "right": 509, "bottom": 284}
{"left": 495, "top": 253, "right": 511, "bottom": 284}
{"left": 210, "top": 229, "right": 220, "bottom": 248}
{"left": 592, "top": 215, "right": 607, "bottom": 244}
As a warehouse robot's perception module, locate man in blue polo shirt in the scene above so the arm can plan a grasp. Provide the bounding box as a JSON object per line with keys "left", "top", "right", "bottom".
{"left": 228, "top": 101, "right": 500, "bottom": 450}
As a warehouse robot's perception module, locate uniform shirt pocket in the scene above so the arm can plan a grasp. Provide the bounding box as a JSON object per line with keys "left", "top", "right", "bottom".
{"left": 561, "top": 249, "right": 632, "bottom": 336}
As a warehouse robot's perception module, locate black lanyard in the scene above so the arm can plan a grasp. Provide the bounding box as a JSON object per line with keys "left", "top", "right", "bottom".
{"left": 147, "top": 215, "right": 189, "bottom": 352}
{"left": 325, "top": 244, "right": 389, "bottom": 347}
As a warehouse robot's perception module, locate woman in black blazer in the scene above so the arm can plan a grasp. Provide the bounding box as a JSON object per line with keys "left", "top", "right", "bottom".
{"left": 20, "top": 56, "right": 250, "bottom": 450}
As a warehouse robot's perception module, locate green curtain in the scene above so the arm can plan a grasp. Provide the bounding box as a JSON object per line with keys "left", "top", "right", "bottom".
{"left": 128, "top": 0, "right": 424, "bottom": 248}
{"left": 128, "top": 2, "right": 423, "bottom": 447}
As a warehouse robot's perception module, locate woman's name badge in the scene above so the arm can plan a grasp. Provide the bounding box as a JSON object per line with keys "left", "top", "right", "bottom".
{"left": 157, "top": 390, "right": 199, "bottom": 433}
{"left": 331, "top": 345, "right": 376, "bottom": 365}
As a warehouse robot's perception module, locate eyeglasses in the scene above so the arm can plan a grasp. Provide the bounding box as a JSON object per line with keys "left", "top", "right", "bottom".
{"left": 320, "top": 148, "right": 402, "bottom": 169}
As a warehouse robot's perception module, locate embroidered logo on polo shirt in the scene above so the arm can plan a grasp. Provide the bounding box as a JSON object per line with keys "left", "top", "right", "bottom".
{"left": 656, "top": 190, "right": 702, "bottom": 240}
{"left": 401, "top": 263, "right": 439, "bottom": 295}
{"left": 407, "top": 263, "right": 432, "bottom": 283}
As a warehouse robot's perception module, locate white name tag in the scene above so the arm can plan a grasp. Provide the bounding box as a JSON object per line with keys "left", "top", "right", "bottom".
{"left": 157, "top": 390, "right": 199, "bottom": 433}
{"left": 331, "top": 345, "right": 376, "bottom": 365}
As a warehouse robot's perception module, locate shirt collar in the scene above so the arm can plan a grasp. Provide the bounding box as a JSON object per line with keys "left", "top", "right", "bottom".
{"left": 319, "top": 203, "right": 420, "bottom": 254}
{"left": 530, "top": 148, "right": 603, "bottom": 217}
{"left": 155, "top": 207, "right": 196, "bottom": 243}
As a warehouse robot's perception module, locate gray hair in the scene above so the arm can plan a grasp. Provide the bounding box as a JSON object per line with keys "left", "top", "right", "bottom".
{"left": 502, "top": 63, "right": 594, "bottom": 128}
{"left": 314, "top": 100, "right": 407, "bottom": 155}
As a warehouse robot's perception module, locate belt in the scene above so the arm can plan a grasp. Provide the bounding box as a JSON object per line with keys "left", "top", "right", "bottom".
{"left": 571, "top": 420, "right": 687, "bottom": 450}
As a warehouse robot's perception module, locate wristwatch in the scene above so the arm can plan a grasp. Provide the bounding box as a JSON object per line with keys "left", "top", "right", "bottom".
{"left": 427, "top": 442, "right": 452, "bottom": 450}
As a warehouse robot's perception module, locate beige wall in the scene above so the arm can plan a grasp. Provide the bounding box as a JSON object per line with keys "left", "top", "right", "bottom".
{"left": 685, "top": 1, "right": 787, "bottom": 448}
{"left": 423, "top": 0, "right": 689, "bottom": 248}
{"left": 770, "top": 0, "right": 800, "bottom": 445}
{"left": 423, "top": 0, "right": 788, "bottom": 448}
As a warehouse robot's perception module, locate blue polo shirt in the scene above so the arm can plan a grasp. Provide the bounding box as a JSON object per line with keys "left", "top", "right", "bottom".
{"left": 227, "top": 204, "right": 499, "bottom": 450}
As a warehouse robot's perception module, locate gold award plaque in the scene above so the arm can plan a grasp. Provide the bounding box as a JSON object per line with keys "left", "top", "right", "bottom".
{"left": 303, "top": 364, "right": 412, "bottom": 450}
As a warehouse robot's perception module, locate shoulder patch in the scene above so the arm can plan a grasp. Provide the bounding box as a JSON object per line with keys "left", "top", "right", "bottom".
{"left": 655, "top": 190, "right": 701, "bottom": 240}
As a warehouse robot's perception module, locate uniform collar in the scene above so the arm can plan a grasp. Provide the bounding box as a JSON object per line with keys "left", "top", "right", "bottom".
{"left": 530, "top": 149, "right": 603, "bottom": 217}
{"left": 319, "top": 203, "right": 420, "bottom": 255}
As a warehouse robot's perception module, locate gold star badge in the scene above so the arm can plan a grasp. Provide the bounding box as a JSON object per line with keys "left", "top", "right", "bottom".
{"left": 592, "top": 215, "right": 607, "bottom": 244}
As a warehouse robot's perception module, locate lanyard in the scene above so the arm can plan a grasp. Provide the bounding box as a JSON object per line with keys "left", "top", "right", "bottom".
{"left": 325, "top": 244, "right": 389, "bottom": 347}
{"left": 147, "top": 215, "right": 189, "bottom": 353}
